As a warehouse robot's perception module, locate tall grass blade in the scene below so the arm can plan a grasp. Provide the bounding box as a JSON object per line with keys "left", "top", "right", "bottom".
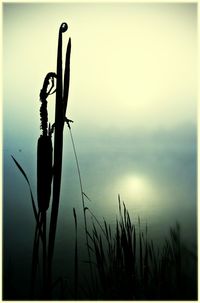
{"left": 68, "top": 127, "right": 94, "bottom": 285}
{"left": 11, "top": 155, "right": 38, "bottom": 222}
{"left": 30, "top": 222, "right": 40, "bottom": 298}
{"left": 83, "top": 192, "right": 91, "bottom": 202}
{"left": 63, "top": 38, "right": 71, "bottom": 115}
{"left": 73, "top": 208, "right": 78, "bottom": 299}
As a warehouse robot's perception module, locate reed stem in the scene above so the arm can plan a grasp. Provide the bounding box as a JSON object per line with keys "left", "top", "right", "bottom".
{"left": 47, "top": 23, "right": 71, "bottom": 295}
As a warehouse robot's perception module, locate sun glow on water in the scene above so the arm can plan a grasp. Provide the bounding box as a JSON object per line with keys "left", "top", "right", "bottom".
{"left": 117, "top": 174, "right": 156, "bottom": 206}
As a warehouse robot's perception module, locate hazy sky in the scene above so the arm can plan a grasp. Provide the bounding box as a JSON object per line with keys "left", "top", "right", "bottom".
{"left": 3, "top": 3, "right": 197, "bottom": 246}
{"left": 4, "top": 3, "right": 197, "bottom": 133}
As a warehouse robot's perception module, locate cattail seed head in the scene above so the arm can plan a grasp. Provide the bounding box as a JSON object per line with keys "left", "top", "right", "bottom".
{"left": 37, "top": 135, "right": 52, "bottom": 212}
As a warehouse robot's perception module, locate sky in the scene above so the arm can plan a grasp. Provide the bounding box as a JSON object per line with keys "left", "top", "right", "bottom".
{"left": 3, "top": 3, "right": 196, "bottom": 132}
{"left": 3, "top": 3, "right": 197, "bottom": 249}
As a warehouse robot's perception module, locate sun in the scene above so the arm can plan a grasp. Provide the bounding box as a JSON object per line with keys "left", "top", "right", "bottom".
{"left": 125, "top": 175, "right": 149, "bottom": 199}
{"left": 117, "top": 174, "right": 154, "bottom": 204}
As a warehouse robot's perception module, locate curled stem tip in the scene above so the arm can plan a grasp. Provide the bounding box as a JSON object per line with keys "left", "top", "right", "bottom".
{"left": 61, "top": 22, "right": 68, "bottom": 32}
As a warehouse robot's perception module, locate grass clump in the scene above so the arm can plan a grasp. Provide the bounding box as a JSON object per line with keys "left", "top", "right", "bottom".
{"left": 87, "top": 196, "right": 197, "bottom": 300}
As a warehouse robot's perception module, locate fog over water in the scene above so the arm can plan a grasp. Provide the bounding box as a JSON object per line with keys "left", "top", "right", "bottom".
{"left": 3, "top": 3, "right": 197, "bottom": 298}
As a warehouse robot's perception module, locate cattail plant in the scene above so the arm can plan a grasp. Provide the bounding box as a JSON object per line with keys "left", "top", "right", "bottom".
{"left": 12, "top": 23, "right": 72, "bottom": 299}
{"left": 37, "top": 72, "right": 56, "bottom": 213}
{"left": 36, "top": 22, "right": 72, "bottom": 297}
{"left": 35, "top": 71, "right": 56, "bottom": 297}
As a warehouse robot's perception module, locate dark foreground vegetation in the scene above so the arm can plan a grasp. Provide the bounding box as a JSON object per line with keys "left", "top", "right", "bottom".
{"left": 84, "top": 199, "right": 197, "bottom": 300}
{"left": 4, "top": 194, "right": 197, "bottom": 300}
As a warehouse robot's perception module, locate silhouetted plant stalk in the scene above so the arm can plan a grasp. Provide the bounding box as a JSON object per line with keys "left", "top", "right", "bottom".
{"left": 73, "top": 208, "right": 78, "bottom": 299}
{"left": 34, "top": 22, "right": 71, "bottom": 298}
{"left": 36, "top": 71, "right": 55, "bottom": 297}
{"left": 47, "top": 22, "right": 71, "bottom": 296}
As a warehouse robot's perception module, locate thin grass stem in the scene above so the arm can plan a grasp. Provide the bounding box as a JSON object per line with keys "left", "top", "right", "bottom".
{"left": 68, "top": 127, "right": 94, "bottom": 285}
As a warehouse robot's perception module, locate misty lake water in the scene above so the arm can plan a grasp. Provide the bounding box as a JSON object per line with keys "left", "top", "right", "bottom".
{"left": 3, "top": 123, "right": 197, "bottom": 298}
{"left": 3, "top": 2, "right": 197, "bottom": 300}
